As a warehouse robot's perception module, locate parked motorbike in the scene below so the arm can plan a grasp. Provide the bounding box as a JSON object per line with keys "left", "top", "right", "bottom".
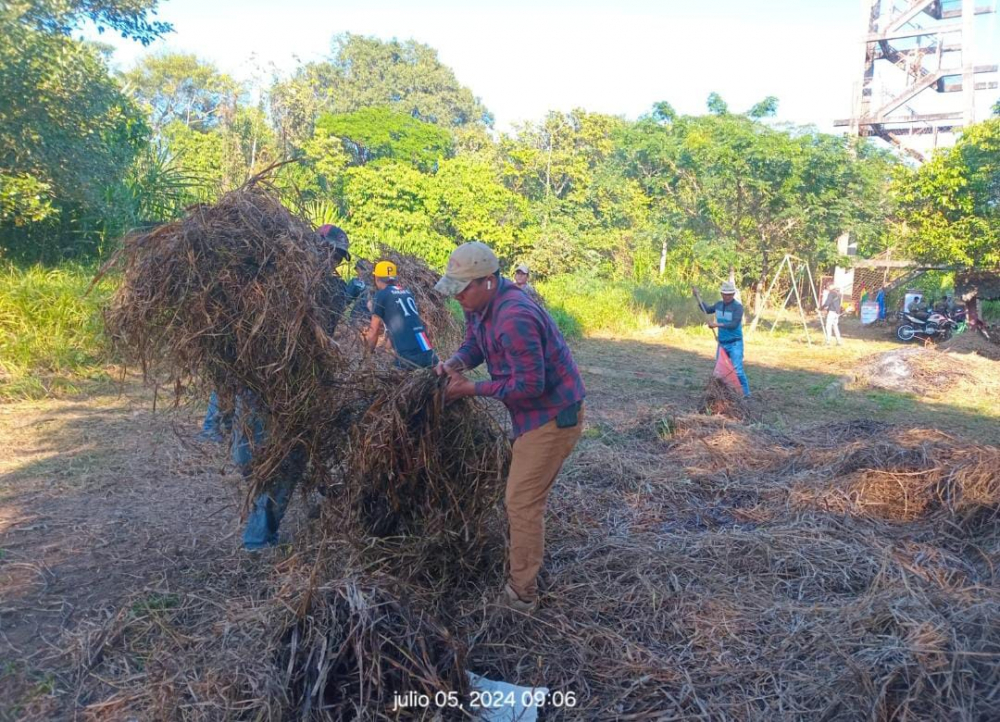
{"left": 896, "top": 309, "right": 959, "bottom": 342}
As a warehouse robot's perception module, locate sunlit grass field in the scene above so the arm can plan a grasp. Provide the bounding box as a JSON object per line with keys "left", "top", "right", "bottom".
{"left": 0, "top": 264, "right": 115, "bottom": 400}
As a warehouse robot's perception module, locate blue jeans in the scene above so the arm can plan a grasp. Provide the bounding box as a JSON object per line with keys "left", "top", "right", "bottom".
{"left": 718, "top": 341, "right": 751, "bottom": 397}
{"left": 232, "top": 392, "right": 305, "bottom": 549}
{"left": 198, "top": 391, "right": 232, "bottom": 442}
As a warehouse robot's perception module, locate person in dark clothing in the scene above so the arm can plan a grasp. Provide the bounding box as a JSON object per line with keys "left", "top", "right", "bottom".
{"left": 364, "top": 260, "right": 438, "bottom": 368}
{"left": 694, "top": 280, "right": 750, "bottom": 397}
{"left": 315, "top": 224, "right": 350, "bottom": 336}
{"left": 345, "top": 259, "right": 373, "bottom": 329}
{"left": 910, "top": 296, "right": 931, "bottom": 319}
{"left": 239, "top": 224, "right": 350, "bottom": 550}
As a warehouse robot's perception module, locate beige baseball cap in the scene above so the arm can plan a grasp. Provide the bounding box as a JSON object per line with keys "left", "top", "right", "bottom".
{"left": 515, "top": 263, "right": 529, "bottom": 274}
{"left": 434, "top": 242, "right": 500, "bottom": 296}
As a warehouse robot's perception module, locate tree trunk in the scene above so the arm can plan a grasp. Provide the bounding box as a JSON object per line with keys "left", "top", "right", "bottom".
{"left": 659, "top": 238, "right": 668, "bottom": 276}
{"left": 755, "top": 251, "right": 771, "bottom": 316}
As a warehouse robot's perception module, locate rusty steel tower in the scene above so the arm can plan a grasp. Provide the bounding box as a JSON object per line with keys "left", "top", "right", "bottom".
{"left": 835, "top": 0, "right": 998, "bottom": 159}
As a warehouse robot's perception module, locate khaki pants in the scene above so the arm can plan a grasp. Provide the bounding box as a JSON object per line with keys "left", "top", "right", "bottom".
{"left": 505, "top": 405, "right": 585, "bottom": 601}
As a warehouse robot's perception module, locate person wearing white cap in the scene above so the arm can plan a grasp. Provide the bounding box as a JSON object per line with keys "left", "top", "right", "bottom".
{"left": 434, "top": 242, "right": 586, "bottom": 613}
{"left": 513, "top": 262, "right": 544, "bottom": 306}
{"left": 693, "top": 280, "right": 751, "bottom": 397}
{"left": 514, "top": 264, "right": 530, "bottom": 289}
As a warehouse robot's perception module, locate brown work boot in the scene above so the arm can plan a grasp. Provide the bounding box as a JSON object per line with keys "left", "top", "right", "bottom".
{"left": 495, "top": 582, "right": 537, "bottom": 613}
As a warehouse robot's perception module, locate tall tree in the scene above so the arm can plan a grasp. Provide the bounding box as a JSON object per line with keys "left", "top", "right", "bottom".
{"left": 122, "top": 52, "right": 241, "bottom": 132}
{"left": 895, "top": 118, "right": 1000, "bottom": 268}
{"left": 1, "top": 0, "right": 169, "bottom": 260}
{"left": 161, "top": 106, "right": 278, "bottom": 201}
{"left": 616, "top": 103, "right": 895, "bottom": 291}
{"left": 501, "top": 110, "right": 624, "bottom": 203}
{"left": 0, "top": 22, "right": 147, "bottom": 230}
{"left": 270, "top": 34, "right": 491, "bottom": 151}
{"left": 8, "top": 0, "right": 171, "bottom": 44}
{"left": 315, "top": 107, "right": 453, "bottom": 171}
{"left": 431, "top": 156, "right": 531, "bottom": 261}
{"left": 338, "top": 161, "right": 452, "bottom": 265}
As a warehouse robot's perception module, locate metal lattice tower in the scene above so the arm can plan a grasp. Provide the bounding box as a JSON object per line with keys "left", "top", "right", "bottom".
{"left": 835, "top": 0, "right": 998, "bottom": 160}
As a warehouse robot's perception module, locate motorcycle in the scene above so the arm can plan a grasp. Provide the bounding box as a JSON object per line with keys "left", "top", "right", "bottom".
{"left": 896, "top": 309, "right": 959, "bottom": 342}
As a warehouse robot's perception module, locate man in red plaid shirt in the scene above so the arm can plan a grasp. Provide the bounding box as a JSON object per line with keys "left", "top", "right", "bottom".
{"left": 435, "top": 242, "right": 586, "bottom": 612}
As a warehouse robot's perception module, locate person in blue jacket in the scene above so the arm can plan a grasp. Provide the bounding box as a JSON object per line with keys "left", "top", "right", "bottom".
{"left": 694, "top": 280, "right": 751, "bottom": 398}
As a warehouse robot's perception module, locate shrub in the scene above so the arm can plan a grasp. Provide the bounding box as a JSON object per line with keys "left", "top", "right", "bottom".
{"left": 0, "top": 264, "right": 113, "bottom": 399}
{"left": 536, "top": 273, "right": 707, "bottom": 336}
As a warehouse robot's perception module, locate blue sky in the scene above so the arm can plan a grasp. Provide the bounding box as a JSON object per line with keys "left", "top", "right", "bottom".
{"left": 91, "top": 0, "right": 1000, "bottom": 134}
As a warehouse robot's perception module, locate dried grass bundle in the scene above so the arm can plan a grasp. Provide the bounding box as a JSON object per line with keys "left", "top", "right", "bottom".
{"left": 102, "top": 180, "right": 358, "bottom": 492}
{"left": 340, "top": 369, "right": 509, "bottom": 587}
{"left": 101, "top": 181, "right": 508, "bottom": 533}
{"left": 280, "top": 579, "right": 469, "bottom": 720}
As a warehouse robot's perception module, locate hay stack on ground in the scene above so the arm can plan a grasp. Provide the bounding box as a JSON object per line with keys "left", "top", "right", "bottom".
{"left": 102, "top": 181, "right": 509, "bottom": 553}
{"left": 856, "top": 347, "right": 972, "bottom": 392}
{"left": 280, "top": 579, "right": 469, "bottom": 719}
{"left": 74, "top": 411, "right": 1000, "bottom": 720}
{"left": 941, "top": 330, "right": 1000, "bottom": 361}
{"left": 699, "top": 376, "right": 763, "bottom": 423}
{"left": 71, "top": 561, "right": 471, "bottom": 720}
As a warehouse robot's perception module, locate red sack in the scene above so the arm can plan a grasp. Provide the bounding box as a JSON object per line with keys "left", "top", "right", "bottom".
{"left": 713, "top": 345, "right": 742, "bottom": 393}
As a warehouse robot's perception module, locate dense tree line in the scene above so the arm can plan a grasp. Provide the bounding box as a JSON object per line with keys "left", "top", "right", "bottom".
{"left": 2, "top": 0, "right": 997, "bottom": 288}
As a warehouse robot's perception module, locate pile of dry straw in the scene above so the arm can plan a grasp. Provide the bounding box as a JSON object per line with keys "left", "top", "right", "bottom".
{"left": 78, "top": 182, "right": 1000, "bottom": 720}
{"left": 102, "top": 181, "right": 506, "bottom": 560}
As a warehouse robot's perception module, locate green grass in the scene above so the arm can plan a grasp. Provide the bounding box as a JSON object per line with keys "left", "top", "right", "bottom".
{"left": 983, "top": 300, "right": 1000, "bottom": 323}
{"left": 866, "top": 391, "right": 916, "bottom": 413}
{"left": 537, "top": 273, "right": 708, "bottom": 337}
{"left": 130, "top": 593, "right": 180, "bottom": 615}
{"left": 0, "top": 264, "right": 114, "bottom": 400}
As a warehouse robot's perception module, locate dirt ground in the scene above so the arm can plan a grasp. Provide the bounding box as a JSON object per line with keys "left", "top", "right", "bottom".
{"left": 2, "top": 326, "right": 998, "bottom": 718}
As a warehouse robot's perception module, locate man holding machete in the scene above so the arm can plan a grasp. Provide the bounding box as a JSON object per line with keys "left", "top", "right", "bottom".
{"left": 434, "top": 241, "right": 585, "bottom": 613}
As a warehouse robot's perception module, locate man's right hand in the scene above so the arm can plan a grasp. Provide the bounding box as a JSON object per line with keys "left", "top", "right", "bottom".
{"left": 435, "top": 358, "right": 459, "bottom": 377}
